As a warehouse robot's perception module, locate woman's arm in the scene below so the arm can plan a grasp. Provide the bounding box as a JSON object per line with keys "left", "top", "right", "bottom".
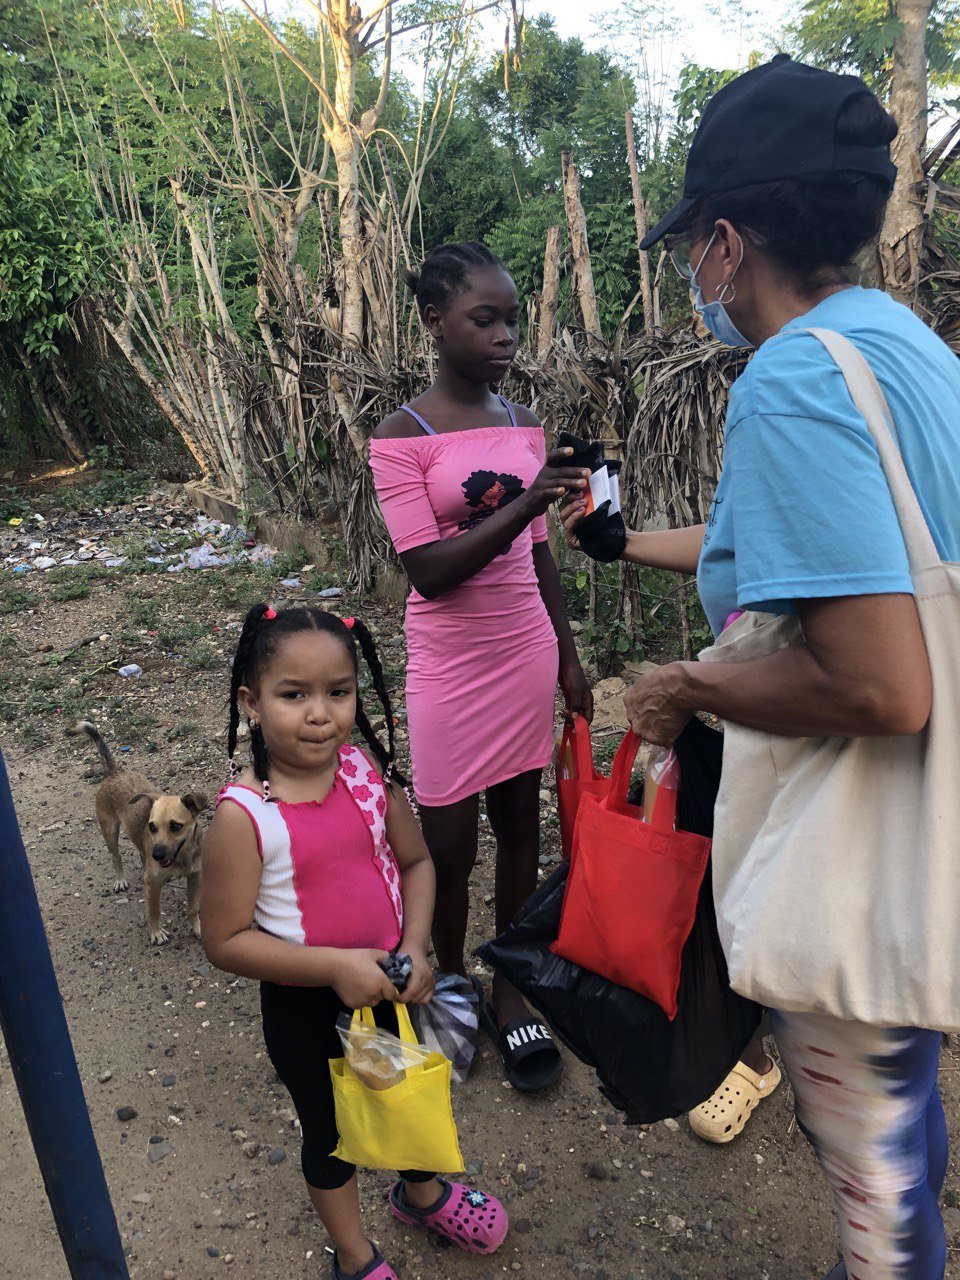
{"left": 385, "top": 788, "right": 436, "bottom": 1005}
{"left": 201, "top": 803, "right": 397, "bottom": 1006}
{"left": 621, "top": 526, "right": 707, "bottom": 574}
{"left": 400, "top": 450, "right": 589, "bottom": 599}
{"left": 623, "top": 593, "right": 932, "bottom": 745}
{"left": 560, "top": 494, "right": 705, "bottom": 573}
{"left": 533, "top": 540, "right": 593, "bottom": 722}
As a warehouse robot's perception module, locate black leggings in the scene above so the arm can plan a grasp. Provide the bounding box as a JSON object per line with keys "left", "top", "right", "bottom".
{"left": 260, "top": 981, "right": 436, "bottom": 1191}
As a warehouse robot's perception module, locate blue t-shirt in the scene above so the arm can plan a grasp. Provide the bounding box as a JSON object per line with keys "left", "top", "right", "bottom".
{"left": 697, "top": 287, "right": 960, "bottom": 638}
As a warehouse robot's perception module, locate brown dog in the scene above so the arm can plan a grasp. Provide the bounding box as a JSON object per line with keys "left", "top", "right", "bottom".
{"left": 67, "top": 721, "right": 208, "bottom": 945}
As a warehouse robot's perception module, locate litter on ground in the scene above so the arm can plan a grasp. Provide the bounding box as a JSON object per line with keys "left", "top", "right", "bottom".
{"left": 1, "top": 492, "right": 279, "bottom": 576}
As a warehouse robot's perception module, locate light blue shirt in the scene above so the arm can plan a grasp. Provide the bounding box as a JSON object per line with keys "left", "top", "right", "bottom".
{"left": 697, "top": 287, "right": 960, "bottom": 638}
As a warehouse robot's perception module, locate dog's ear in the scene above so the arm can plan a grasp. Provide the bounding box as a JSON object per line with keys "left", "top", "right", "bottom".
{"left": 181, "top": 791, "right": 209, "bottom": 816}
{"left": 128, "top": 793, "right": 153, "bottom": 807}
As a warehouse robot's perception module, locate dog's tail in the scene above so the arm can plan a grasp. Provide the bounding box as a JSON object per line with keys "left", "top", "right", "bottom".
{"left": 66, "top": 720, "right": 117, "bottom": 774}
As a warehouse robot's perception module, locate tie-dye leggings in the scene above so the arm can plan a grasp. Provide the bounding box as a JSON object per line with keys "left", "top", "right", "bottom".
{"left": 772, "top": 1012, "right": 947, "bottom": 1280}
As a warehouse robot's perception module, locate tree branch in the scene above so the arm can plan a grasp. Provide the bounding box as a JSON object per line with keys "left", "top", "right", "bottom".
{"left": 233, "top": 0, "right": 339, "bottom": 126}
{"left": 366, "top": 0, "right": 499, "bottom": 50}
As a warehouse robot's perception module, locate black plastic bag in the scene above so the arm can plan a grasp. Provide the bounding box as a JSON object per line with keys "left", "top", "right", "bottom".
{"left": 478, "top": 717, "right": 762, "bottom": 1123}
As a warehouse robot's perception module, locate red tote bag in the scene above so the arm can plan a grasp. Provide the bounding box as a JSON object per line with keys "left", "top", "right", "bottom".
{"left": 556, "top": 715, "right": 608, "bottom": 860}
{"left": 552, "top": 731, "right": 712, "bottom": 1019}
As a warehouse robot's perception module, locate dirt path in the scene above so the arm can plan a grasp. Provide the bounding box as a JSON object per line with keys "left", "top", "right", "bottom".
{"left": 1, "top": 492, "right": 958, "bottom": 1280}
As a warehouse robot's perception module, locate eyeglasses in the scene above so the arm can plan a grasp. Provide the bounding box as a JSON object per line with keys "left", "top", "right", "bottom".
{"left": 665, "top": 235, "right": 698, "bottom": 281}
{"left": 665, "top": 227, "right": 766, "bottom": 282}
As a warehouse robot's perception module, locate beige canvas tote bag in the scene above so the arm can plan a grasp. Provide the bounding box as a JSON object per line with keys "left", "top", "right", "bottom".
{"left": 698, "top": 327, "right": 960, "bottom": 1029}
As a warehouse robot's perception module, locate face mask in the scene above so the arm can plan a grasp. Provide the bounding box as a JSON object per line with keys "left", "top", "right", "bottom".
{"left": 691, "top": 232, "right": 753, "bottom": 350}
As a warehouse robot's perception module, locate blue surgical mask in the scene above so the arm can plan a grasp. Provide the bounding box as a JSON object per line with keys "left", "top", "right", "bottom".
{"left": 691, "top": 232, "right": 753, "bottom": 350}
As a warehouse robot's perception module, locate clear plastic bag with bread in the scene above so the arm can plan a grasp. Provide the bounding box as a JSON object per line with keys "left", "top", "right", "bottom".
{"left": 335, "top": 1007, "right": 432, "bottom": 1090}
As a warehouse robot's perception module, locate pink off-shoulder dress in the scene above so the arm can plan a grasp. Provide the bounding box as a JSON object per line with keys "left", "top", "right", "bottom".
{"left": 369, "top": 399, "right": 559, "bottom": 807}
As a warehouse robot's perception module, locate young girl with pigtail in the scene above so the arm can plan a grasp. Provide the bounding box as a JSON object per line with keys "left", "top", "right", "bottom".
{"left": 201, "top": 604, "right": 508, "bottom": 1280}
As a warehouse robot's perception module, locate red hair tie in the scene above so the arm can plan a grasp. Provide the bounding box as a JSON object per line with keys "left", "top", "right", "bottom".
{"left": 342, "top": 617, "right": 355, "bottom": 630}
{"left": 263, "top": 607, "right": 277, "bottom": 621}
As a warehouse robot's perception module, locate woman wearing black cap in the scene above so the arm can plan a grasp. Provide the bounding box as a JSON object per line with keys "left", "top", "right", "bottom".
{"left": 564, "top": 55, "right": 959, "bottom": 1280}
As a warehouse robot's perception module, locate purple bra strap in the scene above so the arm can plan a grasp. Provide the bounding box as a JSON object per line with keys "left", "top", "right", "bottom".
{"left": 399, "top": 405, "right": 436, "bottom": 436}
{"left": 400, "top": 398, "right": 517, "bottom": 433}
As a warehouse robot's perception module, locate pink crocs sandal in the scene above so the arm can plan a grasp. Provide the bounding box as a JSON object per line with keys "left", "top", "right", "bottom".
{"left": 331, "top": 1244, "right": 398, "bottom": 1280}
{"left": 389, "top": 1178, "right": 508, "bottom": 1254}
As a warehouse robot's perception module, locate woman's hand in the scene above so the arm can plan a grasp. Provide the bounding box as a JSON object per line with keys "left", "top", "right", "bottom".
{"left": 398, "top": 948, "right": 435, "bottom": 1006}
{"left": 521, "top": 449, "right": 590, "bottom": 519}
{"left": 559, "top": 493, "right": 587, "bottom": 551}
{"left": 623, "top": 663, "right": 692, "bottom": 747}
{"left": 560, "top": 662, "right": 594, "bottom": 724}
{"left": 330, "top": 949, "right": 397, "bottom": 1009}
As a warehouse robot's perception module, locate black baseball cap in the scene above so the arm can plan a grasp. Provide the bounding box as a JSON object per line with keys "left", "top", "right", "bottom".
{"left": 641, "top": 54, "right": 897, "bottom": 249}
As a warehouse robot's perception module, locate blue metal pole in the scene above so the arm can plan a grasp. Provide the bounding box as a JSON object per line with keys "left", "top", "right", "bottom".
{"left": 0, "top": 747, "right": 129, "bottom": 1279}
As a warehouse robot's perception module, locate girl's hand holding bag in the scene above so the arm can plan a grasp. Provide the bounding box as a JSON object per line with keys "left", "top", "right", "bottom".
{"left": 330, "top": 1004, "right": 464, "bottom": 1173}
{"left": 552, "top": 731, "right": 712, "bottom": 1020}
{"left": 555, "top": 714, "right": 608, "bottom": 859}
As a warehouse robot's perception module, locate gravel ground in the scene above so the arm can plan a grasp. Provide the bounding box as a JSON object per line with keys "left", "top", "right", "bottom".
{"left": 1, "top": 489, "right": 958, "bottom": 1280}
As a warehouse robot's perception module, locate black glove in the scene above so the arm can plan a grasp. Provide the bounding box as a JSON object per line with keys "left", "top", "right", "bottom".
{"left": 573, "top": 498, "right": 627, "bottom": 563}
{"left": 556, "top": 430, "right": 605, "bottom": 473}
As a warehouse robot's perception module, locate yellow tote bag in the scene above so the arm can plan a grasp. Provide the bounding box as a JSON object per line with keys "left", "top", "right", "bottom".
{"left": 330, "top": 1004, "right": 464, "bottom": 1173}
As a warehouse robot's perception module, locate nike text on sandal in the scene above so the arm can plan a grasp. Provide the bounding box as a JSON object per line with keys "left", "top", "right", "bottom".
{"left": 331, "top": 1244, "right": 399, "bottom": 1280}
{"left": 389, "top": 1178, "right": 508, "bottom": 1254}
{"left": 479, "top": 1003, "right": 562, "bottom": 1092}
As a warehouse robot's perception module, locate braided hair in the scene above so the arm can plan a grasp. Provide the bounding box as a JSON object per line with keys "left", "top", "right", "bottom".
{"left": 405, "top": 241, "right": 505, "bottom": 316}
{"left": 227, "top": 604, "right": 410, "bottom": 797}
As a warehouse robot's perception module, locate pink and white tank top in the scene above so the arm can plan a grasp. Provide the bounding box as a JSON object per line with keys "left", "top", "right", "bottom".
{"left": 217, "top": 744, "right": 403, "bottom": 951}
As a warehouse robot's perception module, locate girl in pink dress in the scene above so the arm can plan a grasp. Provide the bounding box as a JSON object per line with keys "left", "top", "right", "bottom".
{"left": 369, "top": 242, "right": 593, "bottom": 1091}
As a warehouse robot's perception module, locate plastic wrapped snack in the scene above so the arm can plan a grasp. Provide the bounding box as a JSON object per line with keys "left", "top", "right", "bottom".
{"left": 336, "top": 1010, "right": 433, "bottom": 1091}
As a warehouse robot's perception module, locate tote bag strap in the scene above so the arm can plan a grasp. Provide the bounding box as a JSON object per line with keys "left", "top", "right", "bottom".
{"left": 560, "top": 714, "right": 597, "bottom": 781}
{"left": 356, "top": 1003, "right": 420, "bottom": 1046}
{"left": 806, "top": 327, "right": 942, "bottom": 575}
{"left": 604, "top": 732, "right": 676, "bottom": 832}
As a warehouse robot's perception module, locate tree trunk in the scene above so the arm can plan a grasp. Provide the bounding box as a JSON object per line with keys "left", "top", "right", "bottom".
{"left": 625, "top": 110, "right": 655, "bottom": 337}
{"left": 332, "top": 125, "right": 366, "bottom": 346}
{"left": 537, "top": 225, "right": 563, "bottom": 359}
{"left": 561, "top": 150, "right": 603, "bottom": 351}
{"left": 329, "top": 3, "right": 367, "bottom": 349}
{"left": 878, "top": 0, "right": 932, "bottom": 305}
{"left": 91, "top": 301, "right": 211, "bottom": 478}
{"left": 13, "top": 342, "right": 88, "bottom": 466}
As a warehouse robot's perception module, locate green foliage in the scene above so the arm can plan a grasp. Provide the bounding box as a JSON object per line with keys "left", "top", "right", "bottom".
{"left": 0, "top": 485, "right": 32, "bottom": 522}
{"left": 65, "top": 448, "right": 152, "bottom": 508}
{"left": 0, "top": 73, "right": 105, "bottom": 359}
{"left": 562, "top": 559, "right": 709, "bottom": 673}
{"left": 790, "top": 0, "right": 960, "bottom": 95}
{"left": 0, "top": 447, "right": 152, "bottom": 538}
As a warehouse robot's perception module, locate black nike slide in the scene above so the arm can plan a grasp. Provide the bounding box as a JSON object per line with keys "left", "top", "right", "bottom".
{"left": 477, "top": 997, "right": 562, "bottom": 1092}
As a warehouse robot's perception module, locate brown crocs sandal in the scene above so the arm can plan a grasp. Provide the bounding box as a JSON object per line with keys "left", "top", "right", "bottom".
{"left": 688, "top": 1058, "right": 782, "bottom": 1144}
